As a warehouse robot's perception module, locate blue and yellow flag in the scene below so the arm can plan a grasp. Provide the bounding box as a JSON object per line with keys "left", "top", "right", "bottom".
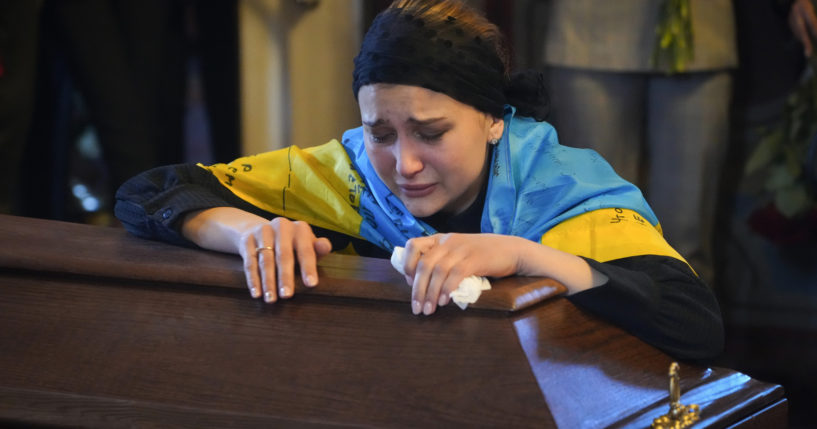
{"left": 200, "top": 107, "right": 687, "bottom": 266}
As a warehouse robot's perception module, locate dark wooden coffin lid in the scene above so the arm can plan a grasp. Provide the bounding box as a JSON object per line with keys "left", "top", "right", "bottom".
{"left": 0, "top": 214, "right": 564, "bottom": 311}
{"left": 0, "top": 214, "right": 787, "bottom": 428}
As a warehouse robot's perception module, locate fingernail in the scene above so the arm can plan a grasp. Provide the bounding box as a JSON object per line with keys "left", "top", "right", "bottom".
{"left": 438, "top": 294, "right": 447, "bottom": 306}
{"left": 279, "top": 287, "right": 290, "bottom": 298}
{"left": 412, "top": 300, "right": 422, "bottom": 315}
{"left": 264, "top": 291, "right": 275, "bottom": 302}
{"left": 250, "top": 288, "right": 261, "bottom": 298}
{"left": 305, "top": 275, "right": 316, "bottom": 287}
{"left": 423, "top": 301, "right": 433, "bottom": 315}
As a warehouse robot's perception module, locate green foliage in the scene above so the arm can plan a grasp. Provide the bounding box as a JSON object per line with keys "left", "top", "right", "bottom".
{"left": 745, "top": 56, "right": 817, "bottom": 219}
{"left": 652, "top": 0, "right": 695, "bottom": 73}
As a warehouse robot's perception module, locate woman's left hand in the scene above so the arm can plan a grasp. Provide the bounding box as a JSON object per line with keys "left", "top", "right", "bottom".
{"left": 399, "top": 232, "right": 609, "bottom": 316}
{"left": 399, "top": 233, "right": 528, "bottom": 315}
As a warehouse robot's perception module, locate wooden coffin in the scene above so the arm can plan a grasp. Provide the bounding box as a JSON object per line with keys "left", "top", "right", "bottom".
{"left": 0, "top": 214, "right": 786, "bottom": 427}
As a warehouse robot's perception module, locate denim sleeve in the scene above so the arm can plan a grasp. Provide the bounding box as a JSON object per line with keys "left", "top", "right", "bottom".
{"left": 114, "top": 163, "right": 362, "bottom": 253}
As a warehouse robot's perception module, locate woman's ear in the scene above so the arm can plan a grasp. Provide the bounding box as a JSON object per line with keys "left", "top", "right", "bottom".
{"left": 488, "top": 115, "right": 505, "bottom": 142}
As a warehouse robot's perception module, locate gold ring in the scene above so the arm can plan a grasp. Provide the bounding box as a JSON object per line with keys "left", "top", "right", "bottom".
{"left": 256, "top": 246, "right": 274, "bottom": 253}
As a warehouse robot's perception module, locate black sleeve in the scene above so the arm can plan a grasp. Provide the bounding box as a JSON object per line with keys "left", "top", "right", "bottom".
{"left": 567, "top": 255, "right": 724, "bottom": 361}
{"left": 113, "top": 163, "right": 361, "bottom": 252}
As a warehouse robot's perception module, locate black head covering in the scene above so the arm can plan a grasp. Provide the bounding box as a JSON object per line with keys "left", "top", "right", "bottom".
{"left": 353, "top": 6, "right": 548, "bottom": 121}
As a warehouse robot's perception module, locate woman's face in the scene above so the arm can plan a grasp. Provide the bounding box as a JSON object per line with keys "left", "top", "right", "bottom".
{"left": 358, "top": 84, "right": 504, "bottom": 218}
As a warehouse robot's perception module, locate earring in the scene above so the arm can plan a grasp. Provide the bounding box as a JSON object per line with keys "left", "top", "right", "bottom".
{"left": 489, "top": 138, "right": 499, "bottom": 145}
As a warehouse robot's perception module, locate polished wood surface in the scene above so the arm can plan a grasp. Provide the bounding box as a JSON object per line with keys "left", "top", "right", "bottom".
{"left": 0, "top": 215, "right": 786, "bottom": 427}
{"left": 0, "top": 214, "right": 565, "bottom": 311}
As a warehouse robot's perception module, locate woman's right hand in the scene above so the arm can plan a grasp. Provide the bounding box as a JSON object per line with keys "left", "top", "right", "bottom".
{"left": 238, "top": 218, "right": 333, "bottom": 302}
{"left": 181, "top": 207, "right": 332, "bottom": 303}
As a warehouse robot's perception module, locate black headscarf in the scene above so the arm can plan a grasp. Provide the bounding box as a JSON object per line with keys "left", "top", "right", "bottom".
{"left": 353, "top": 5, "right": 548, "bottom": 121}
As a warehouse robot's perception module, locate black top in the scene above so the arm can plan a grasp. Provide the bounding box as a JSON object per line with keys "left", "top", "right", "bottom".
{"left": 115, "top": 163, "right": 724, "bottom": 360}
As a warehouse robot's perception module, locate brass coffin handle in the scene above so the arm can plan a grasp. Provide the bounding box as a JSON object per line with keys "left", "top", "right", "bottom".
{"left": 652, "top": 362, "right": 700, "bottom": 428}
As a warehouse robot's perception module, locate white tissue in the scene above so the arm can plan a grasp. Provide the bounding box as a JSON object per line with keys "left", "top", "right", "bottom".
{"left": 391, "top": 246, "right": 491, "bottom": 310}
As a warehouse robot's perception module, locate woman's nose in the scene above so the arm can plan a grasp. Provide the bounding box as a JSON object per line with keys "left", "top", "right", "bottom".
{"left": 394, "top": 140, "right": 424, "bottom": 177}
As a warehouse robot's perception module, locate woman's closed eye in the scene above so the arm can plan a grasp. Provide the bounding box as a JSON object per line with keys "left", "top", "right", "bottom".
{"left": 368, "top": 130, "right": 445, "bottom": 144}
{"left": 414, "top": 130, "right": 446, "bottom": 141}
{"left": 369, "top": 132, "right": 395, "bottom": 144}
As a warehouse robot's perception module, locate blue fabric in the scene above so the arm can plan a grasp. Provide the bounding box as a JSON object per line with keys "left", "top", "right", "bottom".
{"left": 341, "top": 106, "right": 658, "bottom": 252}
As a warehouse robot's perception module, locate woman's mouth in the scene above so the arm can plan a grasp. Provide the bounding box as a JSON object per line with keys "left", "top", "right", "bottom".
{"left": 398, "top": 183, "right": 436, "bottom": 198}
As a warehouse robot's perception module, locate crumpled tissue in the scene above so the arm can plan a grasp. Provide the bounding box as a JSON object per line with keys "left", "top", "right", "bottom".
{"left": 390, "top": 246, "right": 491, "bottom": 310}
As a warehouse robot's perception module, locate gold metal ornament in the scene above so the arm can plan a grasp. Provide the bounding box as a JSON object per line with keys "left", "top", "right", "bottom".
{"left": 652, "top": 362, "right": 700, "bottom": 428}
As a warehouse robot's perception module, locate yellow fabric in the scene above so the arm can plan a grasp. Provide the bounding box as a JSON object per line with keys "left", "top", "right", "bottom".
{"left": 198, "top": 140, "right": 365, "bottom": 238}
{"left": 540, "top": 207, "right": 691, "bottom": 269}
{"left": 200, "top": 145, "right": 689, "bottom": 270}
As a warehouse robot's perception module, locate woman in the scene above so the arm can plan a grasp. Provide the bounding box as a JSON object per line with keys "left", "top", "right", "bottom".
{"left": 115, "top": 0, "right": 723, "bottom": 360}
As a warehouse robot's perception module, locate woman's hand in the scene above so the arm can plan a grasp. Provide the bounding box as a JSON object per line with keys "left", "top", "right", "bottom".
{"left": 239, "top": 218, "right": 332, "bottom": 302}
{"left": 398, "top": 233, "right": 525, "bottom": 315}
{"left": 398, "top": 233, "right": 608, "bottom": 316}
{"left": 181, "top": 208, "right": 332, "bottom": 303}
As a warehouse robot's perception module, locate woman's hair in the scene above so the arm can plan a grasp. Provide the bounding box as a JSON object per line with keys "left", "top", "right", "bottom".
{"left": 353, "top": 0, "right": 548, "bottom": 121}
{"left": 388, "top": 0, "right": 511, "bottom": 76}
